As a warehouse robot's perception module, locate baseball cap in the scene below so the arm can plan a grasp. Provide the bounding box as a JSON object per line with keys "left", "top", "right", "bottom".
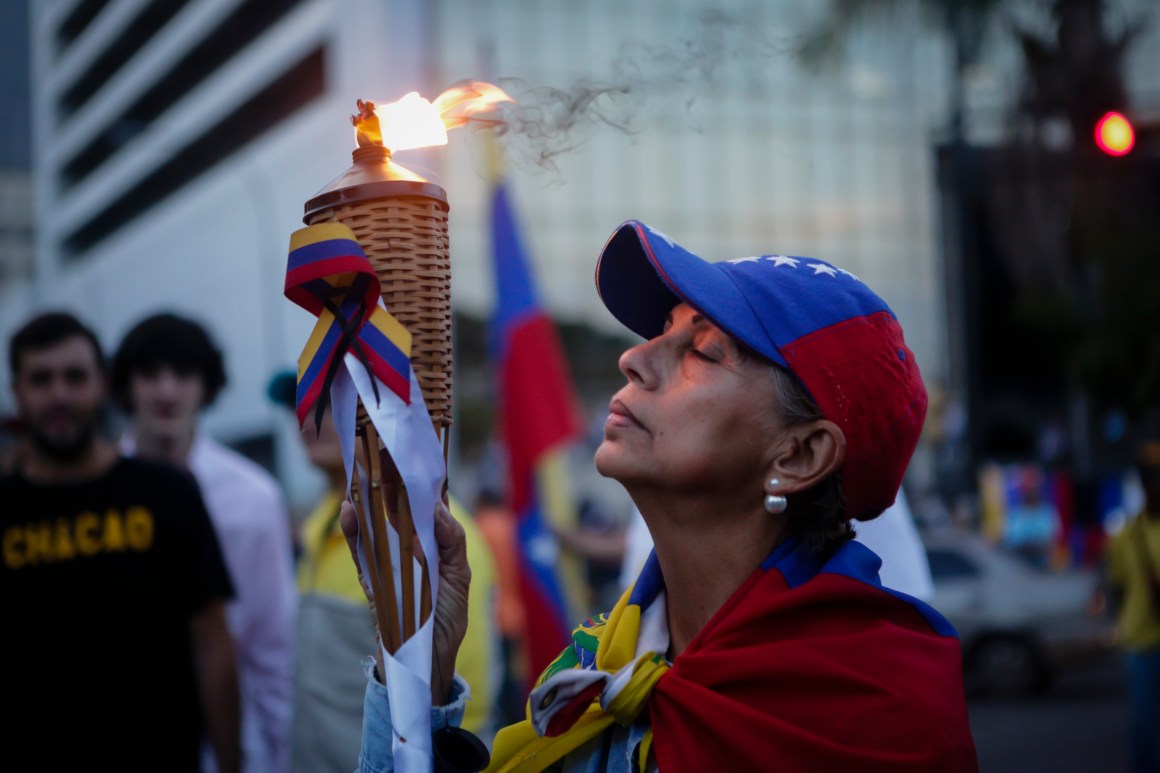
{"left": 594, "top": 220, "right": 927, "bottom": 521}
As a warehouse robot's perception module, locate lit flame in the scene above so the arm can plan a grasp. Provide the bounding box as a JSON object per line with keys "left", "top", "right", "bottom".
{"left": 432, "top": 81, "right": 513, "bottom": 131}
{"left": 366, "top": 80, "right": 513, "bottom": 153}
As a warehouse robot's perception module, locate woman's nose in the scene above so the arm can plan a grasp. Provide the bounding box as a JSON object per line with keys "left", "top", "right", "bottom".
{"left": 618, "top": 339, "right": 660, "bottom": 389}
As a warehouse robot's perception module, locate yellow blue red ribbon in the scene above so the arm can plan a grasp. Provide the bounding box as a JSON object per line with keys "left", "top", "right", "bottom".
{"left": 285, "top": 222, "right": 413, "bottom": 432}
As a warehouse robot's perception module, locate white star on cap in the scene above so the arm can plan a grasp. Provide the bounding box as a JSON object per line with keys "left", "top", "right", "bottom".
{"left": 727, "top": 256, "right": 762, "bottom": 264}
{"left": 766, "top": 256, "right": 799, "bottom": 268}
{"left": 808, "top": 263, "right": 839, "bottom": 277}
{"left": 646, "top": 226, "right": 677, "bottom": 249}
{"left": 838, "top": 268, "right": 863, "bottom": 282}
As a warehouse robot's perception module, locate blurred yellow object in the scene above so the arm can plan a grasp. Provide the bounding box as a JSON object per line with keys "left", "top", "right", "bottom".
{"left": 978, "top": 464, "right": 1006, "bottom": 544}
{"left": 1106, "top": 510, "right": 1160, "bottom": 651}
{"left": 456, "top": 495, "right": 500, "bottom": 739}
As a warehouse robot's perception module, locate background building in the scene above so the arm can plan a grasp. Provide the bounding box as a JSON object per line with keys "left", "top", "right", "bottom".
{"left": 4, "top": 0, "right": 1157, "bottom": 521}
{"left": 0, "top": 0, "right": 34, "bottom": 286}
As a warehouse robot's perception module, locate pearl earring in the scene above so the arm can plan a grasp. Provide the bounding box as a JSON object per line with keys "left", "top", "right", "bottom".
{"left": 764, "top": 478, "right": 787, "bottom": 514}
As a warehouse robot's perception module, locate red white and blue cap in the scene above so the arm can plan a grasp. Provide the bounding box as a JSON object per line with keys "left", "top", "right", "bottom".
{"left": 595, "top": 220, "right": 928, "bottom": 522}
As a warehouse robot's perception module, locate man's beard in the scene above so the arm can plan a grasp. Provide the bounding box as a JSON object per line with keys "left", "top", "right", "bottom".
{"left": 26, "top": 411, "right": 99, "bottom": 463}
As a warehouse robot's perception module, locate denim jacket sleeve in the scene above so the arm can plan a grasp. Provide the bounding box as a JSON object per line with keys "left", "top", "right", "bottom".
{"left": 357, "top": 657, "right": 470, "bottom": 773}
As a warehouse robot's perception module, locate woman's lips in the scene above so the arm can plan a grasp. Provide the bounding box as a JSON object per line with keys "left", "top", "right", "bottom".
{"left": 605, "top": 399, "right": 644, "bottom": 432}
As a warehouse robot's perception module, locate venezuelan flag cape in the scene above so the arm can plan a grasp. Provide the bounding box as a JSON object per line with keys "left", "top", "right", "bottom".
{"left": 487, "top": 538, "right": 979, "bottom": 772}
{"left": 489, "top": 179, "right": 586, "bottom": 686}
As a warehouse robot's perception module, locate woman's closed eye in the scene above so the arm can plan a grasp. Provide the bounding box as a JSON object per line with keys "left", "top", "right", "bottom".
{"left": 690, "top": 335, "right": 729, "bottom": 363}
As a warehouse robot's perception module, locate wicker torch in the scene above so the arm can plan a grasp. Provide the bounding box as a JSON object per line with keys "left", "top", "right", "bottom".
{"left": 303, "top": 100, "right": 452, "bottom": 654}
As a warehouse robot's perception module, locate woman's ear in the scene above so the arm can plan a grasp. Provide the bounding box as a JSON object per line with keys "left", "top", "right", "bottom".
{"left": 765, "top": 420, "right": 846, "bottom": 495}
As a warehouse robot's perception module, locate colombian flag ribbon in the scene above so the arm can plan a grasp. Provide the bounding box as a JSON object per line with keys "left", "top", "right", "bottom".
{"left": 285, "top": 222, "right": 413, "bottom": 431}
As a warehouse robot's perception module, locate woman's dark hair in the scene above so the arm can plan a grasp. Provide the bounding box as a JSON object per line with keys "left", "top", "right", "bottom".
{"left": 9, "top": 311, "right": 104, "bottom": 376}
{"left": 769, "top": 364, "right": 853, "bottom": 555}
{"left": 110, "top": 313, "right": 227, "bottom": 412}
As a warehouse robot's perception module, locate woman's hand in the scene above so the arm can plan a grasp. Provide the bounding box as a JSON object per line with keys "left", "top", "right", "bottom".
{"left": 428, "top": 499, "right": 472, "bottom": 705}
{"left": 338, "top": 497, "right": 472, "bottom": 705}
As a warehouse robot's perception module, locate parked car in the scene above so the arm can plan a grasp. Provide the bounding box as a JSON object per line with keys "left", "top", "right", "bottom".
{"left": 923, "top": 532, "right": 1116, "bottom": 698}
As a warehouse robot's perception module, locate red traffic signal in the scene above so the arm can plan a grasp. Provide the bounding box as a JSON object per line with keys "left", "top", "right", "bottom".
{"left": 1094, "top": 111, "right": 1135, "bottom": 156}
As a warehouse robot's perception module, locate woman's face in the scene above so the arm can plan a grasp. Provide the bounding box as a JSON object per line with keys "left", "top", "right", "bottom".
{"left": 594, "top": 303, "right": 784, "bottom": 496}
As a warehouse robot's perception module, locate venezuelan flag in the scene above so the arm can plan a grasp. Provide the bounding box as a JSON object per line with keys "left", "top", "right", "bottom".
{"left": 490, "top": 178, "right": 588, "bottom": 690}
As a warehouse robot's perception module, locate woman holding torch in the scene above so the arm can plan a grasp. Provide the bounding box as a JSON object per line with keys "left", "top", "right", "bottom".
{"left": 342, "top": 220, "right": 978, "bottom": 772}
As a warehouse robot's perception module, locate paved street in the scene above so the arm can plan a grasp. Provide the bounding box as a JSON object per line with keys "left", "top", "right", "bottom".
{"left": 969, "top": 653, "right": 1129, "bottom": 772}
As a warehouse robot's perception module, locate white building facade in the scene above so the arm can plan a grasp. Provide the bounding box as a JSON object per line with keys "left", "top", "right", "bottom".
{"left": 10, "top": 0, "right": 1156, "bottom": 514}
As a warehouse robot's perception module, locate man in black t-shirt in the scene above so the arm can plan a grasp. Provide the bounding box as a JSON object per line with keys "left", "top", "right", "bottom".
{"left": 0, "top": 312, "right": 241, "bottom": 773}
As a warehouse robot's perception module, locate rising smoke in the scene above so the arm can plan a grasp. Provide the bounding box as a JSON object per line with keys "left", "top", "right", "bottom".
{"left": 482, "top": 8, "right": 791, "bottom": 173}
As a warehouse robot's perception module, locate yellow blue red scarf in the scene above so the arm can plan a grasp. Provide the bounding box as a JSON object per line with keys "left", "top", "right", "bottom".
{"left": 487, "top": 539, "right": 978, "bottom": 773}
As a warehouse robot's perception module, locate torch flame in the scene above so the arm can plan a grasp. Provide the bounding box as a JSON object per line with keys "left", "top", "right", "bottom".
{"left": 362, "top": 80, "right": 513, "bottom": 154}
{"left": 376, "top": 92, "right": 451, "bottom": 152}
{"left": 433, "top": 80, "right": 514, "bottom": 131}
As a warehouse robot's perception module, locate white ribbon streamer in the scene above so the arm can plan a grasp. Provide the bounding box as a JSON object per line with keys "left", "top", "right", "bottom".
{"left": 331, "top": 315, "right": 446, "bottom": 771}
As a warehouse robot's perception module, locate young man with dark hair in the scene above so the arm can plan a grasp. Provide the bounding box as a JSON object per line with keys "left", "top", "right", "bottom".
{"left": 1, "top": 310, "right": 241, "bottom": 773}
{"left": 113, "top": 312, "right": 296, "bottom": 773}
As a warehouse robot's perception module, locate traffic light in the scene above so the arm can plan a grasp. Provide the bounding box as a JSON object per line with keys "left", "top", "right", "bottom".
{"left": 1094, "top": 111, "right": 1135, "bottom": 156}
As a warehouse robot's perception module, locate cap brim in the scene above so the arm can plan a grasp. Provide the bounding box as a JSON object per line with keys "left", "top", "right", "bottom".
{"left": 595, "top": 221, "right": 783, "bottom": 366}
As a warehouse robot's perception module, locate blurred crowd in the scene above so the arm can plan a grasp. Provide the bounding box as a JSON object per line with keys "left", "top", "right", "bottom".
{"left": 2, "top": 306, "right": 1158, "bottom": 772}
{"left": 0, "top": 307, "right": 626, "bottom": 773}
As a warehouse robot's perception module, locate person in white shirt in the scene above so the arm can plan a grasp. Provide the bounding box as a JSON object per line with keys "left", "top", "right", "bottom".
{"left": 112, "top": 313, "right": 296, "bottom": 773}
{"left": 621, "top": 487, "right": 933, "bottom": 600}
